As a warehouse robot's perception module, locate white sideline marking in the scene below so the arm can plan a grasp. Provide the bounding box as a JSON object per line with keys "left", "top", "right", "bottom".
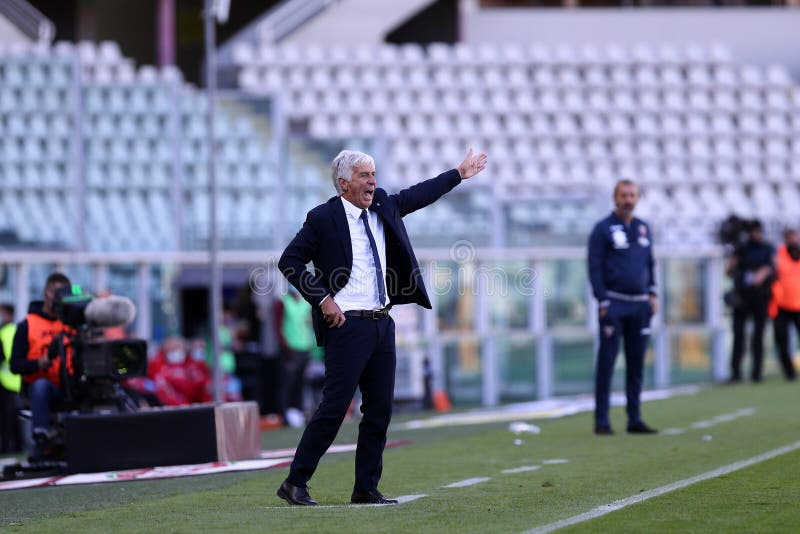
{"left": 691, "top": 408, "right": 755, "bottom": 429}
{"left": 541, "top": 459, "right": 569, "bottom": 465}
{"left": 444, "top": 477, "right": 492, "bottom": 488}
{"left": 347, "top": 494, "right": 428, "bottom": 507}
{"left": 395, "top": 494, "right": 427, "bottom": 504}
{"left": 398, "top": 386, "right": 701, "bottom": 430}
{"left": 659, "top": 409, "right": 756, "bottom": 437}
{"left": 502, "top": 466, "right": 541, "bottom": 474}
{"left": 523, "top": 439, "right": 800, "bottom": 534}
{"left": 268, "top": 494, "right": 428, "bottom": 509}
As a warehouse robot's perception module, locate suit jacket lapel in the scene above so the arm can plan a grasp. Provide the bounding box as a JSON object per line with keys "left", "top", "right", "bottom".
{"left": 369, "top": 198, "right": 398, "bottom": 237}
{"left": 330, "top": 196, "right": 353, "bottom": 268}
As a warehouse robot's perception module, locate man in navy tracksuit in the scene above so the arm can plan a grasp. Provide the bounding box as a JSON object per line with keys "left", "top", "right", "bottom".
{"left": 588, "top": 180, "right": 658, "bottom": 436}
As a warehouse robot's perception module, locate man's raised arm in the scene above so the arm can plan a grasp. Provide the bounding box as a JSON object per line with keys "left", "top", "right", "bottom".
{"left": 393, "top": 149, "right": 488, "bottom": 217}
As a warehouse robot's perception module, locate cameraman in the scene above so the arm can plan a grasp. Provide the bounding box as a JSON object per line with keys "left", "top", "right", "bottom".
{"left": 9, "top": 273, "right": 74, "bottom": 454}
{"left": 726, "top": 220, "right": 775, "bottom": 383}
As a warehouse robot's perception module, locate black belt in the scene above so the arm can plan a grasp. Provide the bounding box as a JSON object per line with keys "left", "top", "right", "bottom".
{"left": 344, "top": 308, "right": 390, "bottom": 320}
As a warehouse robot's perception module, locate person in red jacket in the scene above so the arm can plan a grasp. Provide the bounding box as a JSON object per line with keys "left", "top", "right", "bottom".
{"left": 770, "top": 228, "right": 800, "bottom": 380}
{"left": 148, "top": 337, "right": 211, "bottom": 406}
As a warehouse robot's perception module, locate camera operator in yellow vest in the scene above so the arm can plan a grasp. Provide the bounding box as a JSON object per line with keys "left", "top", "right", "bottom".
{"left": 9, "top": 273, "right": 74, "bottom": 457}
{"left": 0, "top": 303, "right": 22, "bottom": 453}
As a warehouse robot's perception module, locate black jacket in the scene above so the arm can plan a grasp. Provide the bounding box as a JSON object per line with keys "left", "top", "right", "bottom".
{"left": 279, "top": 169, "right": 462, "bottom": 345}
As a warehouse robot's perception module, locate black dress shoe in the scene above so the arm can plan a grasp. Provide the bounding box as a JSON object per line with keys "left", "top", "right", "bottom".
{"left": 594, "top": 425, "right": 614, "bottom": 435}
{"left": 627, "top": 421, "right": 657, "bottom": 434}
{"left": 351, "top": 489, "right": 398, "bottom": 505}
{"left": 277, "top": 479, "right": 318, "bottom": 506}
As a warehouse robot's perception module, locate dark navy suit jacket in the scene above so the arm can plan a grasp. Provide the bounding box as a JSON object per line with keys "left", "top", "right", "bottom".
{"left": 278, "top": 169, "right": 462, "bottom": 346}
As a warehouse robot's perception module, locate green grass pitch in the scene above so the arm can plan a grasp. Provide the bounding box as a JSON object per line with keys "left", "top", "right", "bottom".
{"left": 2, "top": 379, "right": 800, "bottom": 533}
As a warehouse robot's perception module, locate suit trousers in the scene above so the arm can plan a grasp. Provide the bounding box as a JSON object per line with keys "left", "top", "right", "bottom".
{"left": 287, "top": 315, "right": 395, "bottom": 493}
{"left": 773, "top": 308, "right": 800, "bottom": 380}
{"left": 595, "top": 299, "right": 652, "bottom": 427}
{"left": 731, "top": 297, "right": 769, "bottom": 381}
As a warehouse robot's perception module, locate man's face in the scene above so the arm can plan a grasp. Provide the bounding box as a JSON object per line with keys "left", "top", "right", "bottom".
{"left": 749, "top": 227, "right": 763, "bottom": 243}
{"left": 786, "top": 231, "right": 799, "bottom": 248}
{"left": 614, "top": 183, "right": 639, "bottom": 218}
{"left": 340, "top": 163, "right": 376, "bottom": 210}
{"left": 44, "top": 282, "right": 67, "bottom": 309}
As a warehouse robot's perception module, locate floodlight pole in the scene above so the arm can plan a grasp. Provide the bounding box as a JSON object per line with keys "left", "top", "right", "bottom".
{"left": 204, "top": 0, "right": 224, "bottom": 403}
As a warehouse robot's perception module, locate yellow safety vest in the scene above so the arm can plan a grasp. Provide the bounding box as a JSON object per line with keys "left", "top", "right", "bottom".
{"left": 0, "top": 322, "right": 20, "bottom": 393}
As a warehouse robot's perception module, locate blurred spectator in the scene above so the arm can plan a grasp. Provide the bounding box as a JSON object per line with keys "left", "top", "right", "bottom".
{"left": 274, "top": 287, "right": 315, "bottom": 427}
{"left": 0, "top": 303, "right": 22, "bottom": 453}
{"left": 726, "top": 219, "right": 775, "bottom": 383}
{"left": 770, "top": 228, "right": 800, "bottom": 381}
{"left": 234, "top": 287, "right": 261, "bottom": 352}
{"left": 304, "top": 346, "right": 325, "bottom": 415}
{"left": 147, "top": 337, "right": 211, "bottom": 406}
{"left": 193, "top": 335, "right": 242, "bottom": 402}
{"left": 233, "top": 288, "right": 264, "bottom": 408}
{"left": 213, "top": 306, "right": 238, "bottom": 375}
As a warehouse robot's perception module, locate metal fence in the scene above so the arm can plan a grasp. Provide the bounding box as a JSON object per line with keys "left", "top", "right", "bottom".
{"left": 0, "top": 245, "right": 732, "bottom": 405}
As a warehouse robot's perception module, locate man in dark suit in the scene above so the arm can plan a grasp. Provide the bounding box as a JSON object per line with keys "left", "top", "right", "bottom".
{"left": 276, "top": 148, "right": 488, "bottom": 506}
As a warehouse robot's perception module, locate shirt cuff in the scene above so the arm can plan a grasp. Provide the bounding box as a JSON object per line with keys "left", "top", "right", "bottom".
{"left": 598, "top": 299, "right": 611, "bottom": 308}
{"left": 318, "top": 294, "right": 330, "bottom": 307}
{"left": 648, "top": 287, "right": 658, "bottom": 296}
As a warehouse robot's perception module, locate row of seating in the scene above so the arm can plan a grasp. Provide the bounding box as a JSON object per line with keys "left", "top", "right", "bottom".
{"left": 241, "top": 63, "right": 793, "bottom": 92}
{"left": 281, "top": 86, "right": 800, "bottom": 113}
{"left": 304, "top": 112, "right": 800, "bottom": 139}
{"left": 230, "top": 42, "right": 735, "bottom": 68}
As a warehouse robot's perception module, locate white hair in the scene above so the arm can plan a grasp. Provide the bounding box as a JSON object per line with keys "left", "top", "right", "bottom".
{"left": 331, "top": 150, "right": 374, "bottom": 194}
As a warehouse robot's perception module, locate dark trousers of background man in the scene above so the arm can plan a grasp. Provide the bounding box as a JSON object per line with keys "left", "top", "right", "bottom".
{"left": 0, "top": 386, "right": 22, "bottom": 453}
{"left": 595, "top": 300, "right": 651, "bottom": 428}
{"left": 731, "top": 297, "right": 769, "bottom": 381}
{"left": 281, "top": 349, "right": 310, "bottom": 414}
{"left": 287, "top": 316, "right": 395, "bottom": 493}
{"left": 773, "top": 308, "right": 800, "bottom": 380}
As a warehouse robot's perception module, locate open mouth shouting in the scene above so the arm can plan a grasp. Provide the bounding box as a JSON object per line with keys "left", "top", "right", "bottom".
{"left": 363, "top": 188, "right": 374, "bottom": 205}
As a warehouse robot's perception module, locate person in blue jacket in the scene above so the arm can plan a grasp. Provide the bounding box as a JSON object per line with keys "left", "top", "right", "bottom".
{"left": 588, "top": 179, "right": 658, "bottom": 436}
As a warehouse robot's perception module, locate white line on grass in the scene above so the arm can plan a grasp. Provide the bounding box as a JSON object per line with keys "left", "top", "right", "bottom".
{"left": 395, "top": 494, "right": 427, "bottom": 504}
{"left": 502, "top": 466, "right": 541, "bottom": 474}
{"left": 444, "top": 477, "right": 492, "bottom": 488}
{"left": 660, "top": 408, "right": 756, "bottom": 437}
{"left": 267, "top": 494, "right": 428, "bottom": 509}
{"left": 691, "top": 407, "right": 755, "bottom": 429}
{"left": 524, "top": 439, "right": 800, "bottom": 534}
{"left": 348, "top": 494, "right": 428, "bottom": 507}
{"left": 541, "top": 459, "right": 569, "bottom": 465}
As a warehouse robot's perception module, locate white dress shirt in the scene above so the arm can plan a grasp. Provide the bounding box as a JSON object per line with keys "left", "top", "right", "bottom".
{"left": 332, "top": 197, "right": 390, "bottom": 312}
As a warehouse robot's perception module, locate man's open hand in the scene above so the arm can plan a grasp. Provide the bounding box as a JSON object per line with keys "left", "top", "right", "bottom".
{"left": 457, "top": 148, "right": 489, "bottom": 180}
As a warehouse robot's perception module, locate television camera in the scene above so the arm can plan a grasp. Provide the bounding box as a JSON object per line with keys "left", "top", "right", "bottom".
{"left": 49, "top": 285, "right": 148, "bottom": 413}
{"left": 2, "top": 286, "right": 149, "bottom": 481}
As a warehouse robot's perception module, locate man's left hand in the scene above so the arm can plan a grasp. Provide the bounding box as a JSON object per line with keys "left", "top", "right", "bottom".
{"left": 457, "top": 148, "right": 489, "bottom": 180}
{"left": 649, "top": 295, "right": 658, "bottom": 316}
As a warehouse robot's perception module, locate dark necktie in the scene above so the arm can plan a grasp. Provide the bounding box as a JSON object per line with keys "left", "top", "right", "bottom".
{"left": 360, "top": 210, "right": 386, "bottom": 306}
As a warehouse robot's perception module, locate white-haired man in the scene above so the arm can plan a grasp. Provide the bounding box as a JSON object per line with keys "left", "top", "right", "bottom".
{"left": 276, "top": 148, "right": 488, "bottom": 505}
